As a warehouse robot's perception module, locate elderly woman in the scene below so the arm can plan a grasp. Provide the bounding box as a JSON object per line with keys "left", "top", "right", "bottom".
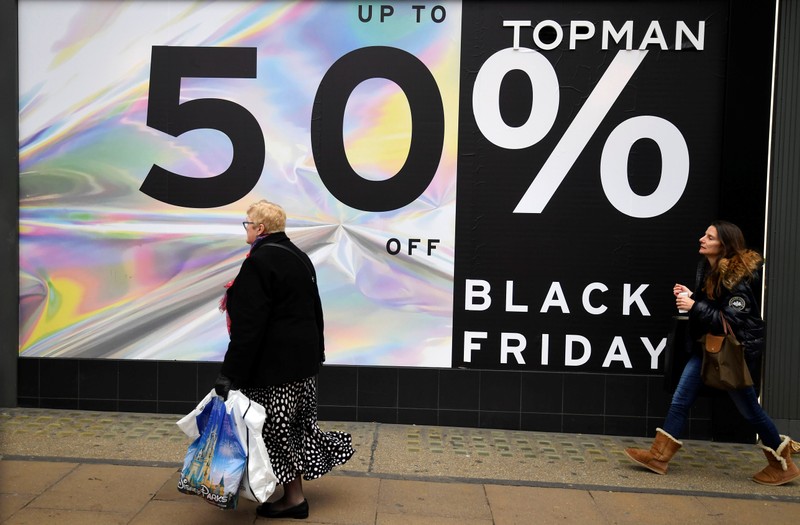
{"left": 215, "top": 199, "right": 354, "bottom": 519}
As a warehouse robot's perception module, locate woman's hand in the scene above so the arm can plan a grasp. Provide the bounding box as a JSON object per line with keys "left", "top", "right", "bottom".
{"left": 675, "top": 293, "right": 695, "bottom": 312}
{"left": 214, "top": 374, "right": 232, "bottom": 400}
{"left": 673, "top": 283, "right": 692, "bottom": 297}
{"left": 674, "top": 283, "right": 694, "bottom": 312}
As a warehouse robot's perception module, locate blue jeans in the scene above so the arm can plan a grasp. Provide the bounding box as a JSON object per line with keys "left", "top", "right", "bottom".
{"left": 662, "top": 352, "right": 782, "bottom": 449}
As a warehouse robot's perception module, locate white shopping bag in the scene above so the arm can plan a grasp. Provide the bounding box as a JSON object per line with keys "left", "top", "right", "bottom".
{"left": 178, "top": 389, "right": 277, "bottom": 503}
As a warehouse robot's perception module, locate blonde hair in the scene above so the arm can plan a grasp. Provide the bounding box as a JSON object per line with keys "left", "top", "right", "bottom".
{"left": 247, "top": 200, "right": 286, "bottom": 234}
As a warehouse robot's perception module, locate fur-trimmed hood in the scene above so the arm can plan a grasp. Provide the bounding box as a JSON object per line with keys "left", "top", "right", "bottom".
{"left": 717, "top": 249, "right": 763, "bottom": 290}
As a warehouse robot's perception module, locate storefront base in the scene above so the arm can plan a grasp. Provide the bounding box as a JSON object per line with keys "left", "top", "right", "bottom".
{"left": 16, "top": 357, "right": 759, "bottom": 443}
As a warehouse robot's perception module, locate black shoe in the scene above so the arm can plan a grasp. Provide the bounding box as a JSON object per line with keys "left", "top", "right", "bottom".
{"left": 256, "top": 499, "right": 309, "bottom": 519}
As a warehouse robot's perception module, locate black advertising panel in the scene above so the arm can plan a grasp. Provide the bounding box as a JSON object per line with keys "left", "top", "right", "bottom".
{"left": 453, "top": 1, "right": 728, "bottom": 372}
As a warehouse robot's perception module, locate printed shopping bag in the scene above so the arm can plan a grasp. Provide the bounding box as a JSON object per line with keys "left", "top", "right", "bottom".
{"left": 177, "top": 389, "right": 277, "bottom": 506}
{"left": 177, "top": 396, "right": 246, "bottom": 509}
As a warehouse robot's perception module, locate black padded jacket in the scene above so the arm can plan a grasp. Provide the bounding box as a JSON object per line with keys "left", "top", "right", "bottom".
{"left": 688, "top": 250, "right": 765, "bottom": 382}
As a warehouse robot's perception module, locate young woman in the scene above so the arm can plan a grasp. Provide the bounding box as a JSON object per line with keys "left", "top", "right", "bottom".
{"left": 216, "top": 199, "right": 354, "bottom": 518}
{"left": 625, "top": 220, "right": 798, "bottom": 486}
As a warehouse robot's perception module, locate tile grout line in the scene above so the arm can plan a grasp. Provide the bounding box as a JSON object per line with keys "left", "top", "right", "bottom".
{"left": 367, "top": 422, "right": 380, "bottom": 474}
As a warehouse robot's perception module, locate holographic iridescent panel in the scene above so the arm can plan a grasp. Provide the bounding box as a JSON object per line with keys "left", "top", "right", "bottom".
{"left": 19, "top": 0, "right": 460, "bottom": 365}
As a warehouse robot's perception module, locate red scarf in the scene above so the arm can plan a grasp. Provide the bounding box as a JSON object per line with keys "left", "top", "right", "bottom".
{"left": 219, "top": 234, "right": 269, "bottom": 334}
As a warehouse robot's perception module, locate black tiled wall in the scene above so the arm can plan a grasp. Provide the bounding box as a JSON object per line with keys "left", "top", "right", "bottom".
{"left": 17, "top": 357, "right": 751, "bottom": 442}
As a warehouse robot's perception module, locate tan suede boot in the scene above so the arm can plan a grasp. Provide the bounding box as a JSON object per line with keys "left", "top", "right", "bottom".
{"left": 624, "top": 428, "right": 683, "bottom": 475}
{"left": 752, "top": 435, "right": 800, "bottom": 486}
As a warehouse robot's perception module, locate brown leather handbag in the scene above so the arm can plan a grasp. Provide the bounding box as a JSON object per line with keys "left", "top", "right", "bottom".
{"left": 700, "top": 314, "right": 753, "bottom": 390}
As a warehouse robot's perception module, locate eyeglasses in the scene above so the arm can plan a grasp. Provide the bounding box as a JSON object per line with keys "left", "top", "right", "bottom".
{"left": 242, "top": 221, "right": 256, "bottom": 230}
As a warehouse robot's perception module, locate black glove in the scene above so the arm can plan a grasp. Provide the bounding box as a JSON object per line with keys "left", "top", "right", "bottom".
{"left": 214, "top": 374, "right": 233, "bottom": 400}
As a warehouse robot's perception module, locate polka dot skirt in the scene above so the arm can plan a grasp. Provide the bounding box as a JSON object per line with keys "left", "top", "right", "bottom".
{"left": 242, "top": 377, "right": 354, "bottom": 484}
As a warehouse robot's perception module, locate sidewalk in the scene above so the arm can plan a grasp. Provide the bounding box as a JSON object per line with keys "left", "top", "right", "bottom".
{"left": 1, "top": 408, "right": 799, "bottom": 524}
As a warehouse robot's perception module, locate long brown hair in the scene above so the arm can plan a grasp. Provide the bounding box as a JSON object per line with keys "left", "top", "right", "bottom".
{"left": 703, "top": 220, "right": 752, "bottom": 298}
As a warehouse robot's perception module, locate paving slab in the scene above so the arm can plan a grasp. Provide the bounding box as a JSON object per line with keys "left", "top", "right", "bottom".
{"left": 589, "top": 490, "right": 713, "bottom": 525}
{"left": 0, "top": 494, "right": 35, "bottom": 523}
{"left": 130, "top": 500, "right": 259, "bottom": 525}
{"left": 0, "top": 460, "right": 77, "bottom": 494}
{"left": 485, "top": 484, "right": 607, "bottom": 525}
{"left": 25, "top": 464, "right": 176, "bottom": 516}
{"left": 1, "top": 507, "right": 131, "bottom": 525}
{"left": 378, "top": 479, "right": 491, "bottom": 521}
{"left": 0, "top": 461, "right": 81, "bottom": 522}
{"left": 377, "top": 513, "right": 494, "bottom": 525}
{"left": 293, "top": 474, "right": 380, "bottom": 525}
{"left": 150, "top": 471, "right": 185, "bottom": 503}
{"left": 693, "top": 496, "right": 800, "bottom": 525}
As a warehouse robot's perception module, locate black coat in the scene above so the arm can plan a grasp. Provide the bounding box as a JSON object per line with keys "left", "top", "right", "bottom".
{"left": 688, "top": 251, "right": 765, "bottom": 384}
{"left": 220, "top": 232, "right": 325, "bottom": 387}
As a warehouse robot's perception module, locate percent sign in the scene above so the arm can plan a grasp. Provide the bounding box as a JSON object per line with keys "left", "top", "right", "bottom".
{"left": 473, "top": 48, "right": 689, "bottom": 218}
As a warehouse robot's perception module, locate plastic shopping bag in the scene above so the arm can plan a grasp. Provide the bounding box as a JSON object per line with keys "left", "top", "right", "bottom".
{"left": 177, "top": 396, "right": 245, "bottom": 509}
{"left": 225, "top": 391, "right": 277, "bottom": 503}
{"left": 177, "top": 390, "right": 277, "bottom": 507}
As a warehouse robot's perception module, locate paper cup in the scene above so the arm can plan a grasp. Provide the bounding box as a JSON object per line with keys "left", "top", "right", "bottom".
{"left": 678, "top": 291, "right": 689, "bottom": 313}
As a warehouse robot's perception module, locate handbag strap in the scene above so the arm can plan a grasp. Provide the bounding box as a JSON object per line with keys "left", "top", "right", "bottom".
{"left": 264, "top": 243, "right": 316, "bottom": 284}
{"left": 719, "top": 314, "right": 731, "bottom": 335}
